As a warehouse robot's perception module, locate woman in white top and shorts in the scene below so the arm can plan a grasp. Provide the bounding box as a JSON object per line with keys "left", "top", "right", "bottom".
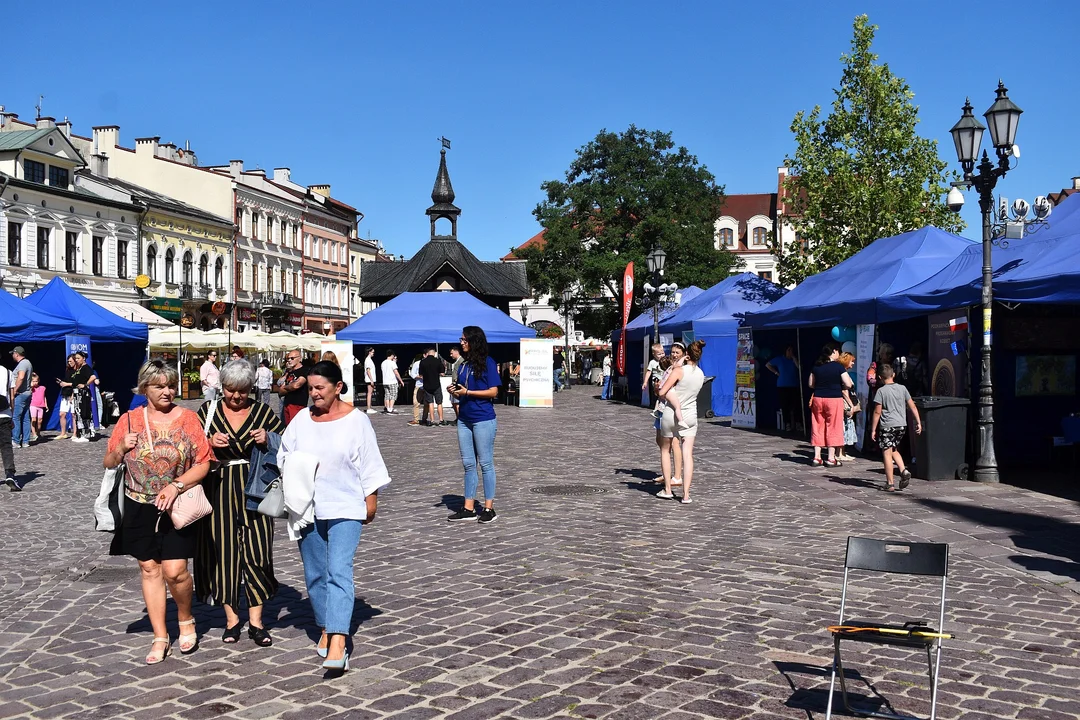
{"left": 655, "top": 340, "right": 706, "bottom": 504}
{"left": 280, "top": 361, "right": 391, "bottom": 673}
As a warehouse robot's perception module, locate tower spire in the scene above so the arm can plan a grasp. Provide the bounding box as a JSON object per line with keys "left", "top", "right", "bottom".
{"left": 431, "top": 147, "right": 456, "bottom": 204}
{"left": 426, "top": 142, "right": 461, "bottom": 241}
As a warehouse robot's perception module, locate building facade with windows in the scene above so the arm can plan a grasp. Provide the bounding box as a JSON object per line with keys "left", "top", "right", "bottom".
{"left": 348, "top": 236, "right": 383, "bottom": 320}
{"left": 713, "top": 192, "right": 778, "bottom": 283}
{"left": 0, "top": 119, "right": 142, "bottom": 306}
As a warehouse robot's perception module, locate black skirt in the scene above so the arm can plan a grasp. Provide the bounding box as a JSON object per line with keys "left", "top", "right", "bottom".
{"left": 110, "top": 497, "right": 198, "bottom": 562}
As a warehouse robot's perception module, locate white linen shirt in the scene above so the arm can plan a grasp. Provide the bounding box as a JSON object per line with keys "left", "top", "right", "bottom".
{"left": 280, "top": 408, "right": 391, "bottom": 521}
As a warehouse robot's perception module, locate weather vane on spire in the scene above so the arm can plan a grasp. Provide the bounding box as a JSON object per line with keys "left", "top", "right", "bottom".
{"left": 439, "top": 136, "right": 451, "bottom": 151}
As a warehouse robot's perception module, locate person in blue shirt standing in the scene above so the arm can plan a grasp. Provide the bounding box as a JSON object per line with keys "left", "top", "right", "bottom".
{"left": 446, "top": 326, "right": 501, "bottom": 524}
{"left": 766, "top": 345, "right": 801, "bottom": 433}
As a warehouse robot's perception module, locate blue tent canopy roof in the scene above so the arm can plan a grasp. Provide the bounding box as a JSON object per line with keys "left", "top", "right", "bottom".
{"left": 622, "top": 286, "right": 704, "bottom": 339}
{"left": 337, "top": 292, "right": 536, "bottom": 344}
{"left": 660, "top": 273, "right": 786, "bottom": 335}
{"left": 0, "top": 287, "right": 74, "bottom": 342}
{"left": 24, "top": 277, "right": 148, "bottom": 342}
{"left": 745, "top": 226, "right": 978, "bottom": 329}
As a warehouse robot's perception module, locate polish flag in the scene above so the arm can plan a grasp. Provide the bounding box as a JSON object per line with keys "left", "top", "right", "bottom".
{"left": 949, "top": 316, "right": 968, "bottom": 332}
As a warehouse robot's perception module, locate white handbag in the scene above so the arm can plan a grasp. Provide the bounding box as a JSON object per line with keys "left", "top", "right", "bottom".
{"left": 94, "top": 415, "right": 131, "bottom": 532}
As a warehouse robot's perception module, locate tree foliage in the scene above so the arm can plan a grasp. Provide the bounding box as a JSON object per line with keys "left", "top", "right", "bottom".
{"left": 520, "top": 126, "right": 738, "bottom": 331}
{"left": 774, "top": 15, "right": 965, "bottom": 286}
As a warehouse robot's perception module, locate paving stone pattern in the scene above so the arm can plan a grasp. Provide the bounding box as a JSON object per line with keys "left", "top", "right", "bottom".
{"left": 0, "top": 390, "right": 1078, "bottom": 719}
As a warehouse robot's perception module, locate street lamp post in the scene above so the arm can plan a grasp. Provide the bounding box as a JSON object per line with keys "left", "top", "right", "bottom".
{"left": 561, "top": 288, "right": 573, "bottom": 390}
{"left": 947, "top": 82, "right": 1024, "bottom": 484}
{"left": 642, "top": 246, "right": 677, "bottom": 345}
{"left": 519, "top": 301, "right": 529, "bottom": 327}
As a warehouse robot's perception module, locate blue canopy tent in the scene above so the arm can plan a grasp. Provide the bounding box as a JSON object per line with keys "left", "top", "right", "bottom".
{"left": 338, "top": 292, "right": 535, "bottom": 344}
{"left": 0, "top": 287, "right": 75, "bottom": 342}
{"left": 660, "top": 273, "right": 786, "bottom": 416}
{"left": 621, "top": 286, "right": 705, "bottom": 343}
{"left": 745, "top": 227, "right": 978, "bottom": 329}
{"left": 22, "top": 277, "right": 148, "bottom": 430}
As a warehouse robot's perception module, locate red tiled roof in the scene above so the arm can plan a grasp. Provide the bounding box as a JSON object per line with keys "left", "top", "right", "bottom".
{"left": 502, "top": 229, "right": 546, "bottom": 261}
{"left": 718, "top": 193, "right": 776, "bottom": 223}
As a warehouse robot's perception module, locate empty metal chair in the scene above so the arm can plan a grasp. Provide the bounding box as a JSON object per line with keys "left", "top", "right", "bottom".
{"left": 825, "top": 536, "right": 949, "bottom": 720}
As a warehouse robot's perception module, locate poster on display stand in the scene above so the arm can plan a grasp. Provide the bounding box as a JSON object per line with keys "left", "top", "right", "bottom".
{"left": 519, "top": 338, "right": 555, "bottom": 408}
{"left": 854, "top": 324, "right": 874, "bottom": 451}
{"left": 320, "top": 339, "right": 355, "bottom": 404}
{"left": 732, "top": 327, "right": 756, "bottom": 429}
{"left": 927, "top": 311, "right": 968, "bottom": 398}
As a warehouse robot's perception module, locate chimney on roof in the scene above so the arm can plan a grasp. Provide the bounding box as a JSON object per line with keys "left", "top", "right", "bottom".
{"left": 135, "top": 136, "right": 160, "bottom": 157}
{"left": 57, "top": 118, "right": 72, "bottom": 138}
{"left": 309, "top": 184, "right": 331, "bottom": 197}
{"left": 229, "top": 160, "right": 243, "bottom": 175}
{"left": 1073, "top": 176, "right": 1080, "bottom": 191}
{"left": 92, "top": 126, "right": 119, "bottom": 153}
{"left": 90, "top": 154, "right": 109, "bottom": 177}
{"left": 36, "top": 116, "right": 56, "bottom": 130}
{"left": 158, "top": 142, "right": 177, "bottom": 160}
{"left": 273, "top": 168, "right": 291, "bottom": 183}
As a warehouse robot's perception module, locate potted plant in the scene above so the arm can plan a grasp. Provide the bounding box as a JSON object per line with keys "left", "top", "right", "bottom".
{"left": 182, "top": 371, "right": 202, "bottom": 400}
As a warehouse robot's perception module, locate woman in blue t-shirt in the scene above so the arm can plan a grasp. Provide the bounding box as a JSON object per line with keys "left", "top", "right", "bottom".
{"left": 446, "top": 326, "right": 501, "bottom": 524}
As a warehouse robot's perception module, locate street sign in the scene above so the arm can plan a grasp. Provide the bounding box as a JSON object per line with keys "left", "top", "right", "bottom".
{"left": 149, "top": 297, "right": 183, "bottom": 320}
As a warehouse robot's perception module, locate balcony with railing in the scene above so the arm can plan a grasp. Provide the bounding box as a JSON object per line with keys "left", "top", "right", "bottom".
{"left": 259, "top": 291, "right": 294, "bottom": 309}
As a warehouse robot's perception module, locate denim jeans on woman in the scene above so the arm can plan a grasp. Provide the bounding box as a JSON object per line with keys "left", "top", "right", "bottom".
{"left": 297, "top": 519, "right": 363, "bottom": 635}
{"left": 457, "top": 418, "right": 497, "bottom": 501}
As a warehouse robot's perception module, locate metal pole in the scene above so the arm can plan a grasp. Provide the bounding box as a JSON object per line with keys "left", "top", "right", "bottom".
{"left": 974, "top": 175, "right": 999, "bottom": 482}
{"left": 564, "top": 306, "right": 571, "bottom": 390}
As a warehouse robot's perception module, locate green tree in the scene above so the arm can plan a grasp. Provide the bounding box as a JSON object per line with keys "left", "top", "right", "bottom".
{"left": 774, "top": 15, "right": 965, "bottom": 286}
{"left": 520, "top": 126, "right": 738, "bottom": 335}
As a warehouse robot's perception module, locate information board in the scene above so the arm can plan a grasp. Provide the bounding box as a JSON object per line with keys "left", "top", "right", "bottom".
{"left": 854, "top": 324, "right": 874, "bottom": 451}
{"left": 732, "top": 327, "right": 756, "bottom": 428}
{"left": 519, "top": 338, "right": 555, "bottom": 408}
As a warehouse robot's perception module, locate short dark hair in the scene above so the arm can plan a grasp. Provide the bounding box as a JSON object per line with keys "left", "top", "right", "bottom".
{"left": 309, "top": 360, "right": 349, "bottom": 395}
{"left": 879, "top": 362, "right": 896, "bottom": 380}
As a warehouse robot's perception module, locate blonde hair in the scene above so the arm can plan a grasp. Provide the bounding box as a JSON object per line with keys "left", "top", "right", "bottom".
{"left": 838, "top": 351, "right": 856, "bottom": 369}
{"left": 136, "top": 360, "right": 179, "bottom": 395}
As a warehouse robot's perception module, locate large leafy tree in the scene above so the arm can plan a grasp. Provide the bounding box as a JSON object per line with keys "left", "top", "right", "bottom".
{"left": 520, "top": 126, "right": 738, "bottom": 337}
{"left": 774, "top": 15, "right": 965, "bottom": 286}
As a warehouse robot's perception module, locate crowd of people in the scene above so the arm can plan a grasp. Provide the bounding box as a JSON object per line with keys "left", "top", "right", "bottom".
{"left": 99, "top": 324, "right": 502, "bottom": 672}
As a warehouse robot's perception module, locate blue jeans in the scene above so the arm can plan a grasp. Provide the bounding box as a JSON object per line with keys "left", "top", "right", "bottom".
{"left": 297, "top": 519, "right": 363, "bottom": 635}
{"left": 553, "top": 369, "right": 565, "bottom": 391}
{"left": 600, "top": 375, "right": 612, "bottom": 400}
{"left": 457, "top": 418, "right": 497, "bottom": 502}
{"left": 12, "top": 392, "right": 32, "bottom": 445}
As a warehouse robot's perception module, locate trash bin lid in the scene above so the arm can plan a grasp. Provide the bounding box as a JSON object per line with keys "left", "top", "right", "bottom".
{"left": 913, "top": 396, "right": 971, "bottom": 409}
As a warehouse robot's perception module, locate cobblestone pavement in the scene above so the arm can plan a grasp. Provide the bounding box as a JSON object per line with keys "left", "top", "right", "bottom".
{"left": 1, "top": 389, "right": 1078, "bottom": 719}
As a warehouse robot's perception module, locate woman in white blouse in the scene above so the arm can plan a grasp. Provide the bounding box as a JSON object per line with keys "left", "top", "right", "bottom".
{"left": 280, "top": 360, "right": 391, "bottom": 673}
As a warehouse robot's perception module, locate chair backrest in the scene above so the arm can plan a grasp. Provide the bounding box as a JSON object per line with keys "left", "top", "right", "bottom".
{"left": 845, "top": 536, "right": 948, "bottom": 577}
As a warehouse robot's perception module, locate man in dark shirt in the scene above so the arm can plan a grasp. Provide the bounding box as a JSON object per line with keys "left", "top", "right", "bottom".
{"left": 278, "top": 350, "right": 309, "bottom": 425}
{"left": 553, "top": 349, "right": 566, "bottom": 392}
{"left": 418, "top": 349, "right": 446, "bottom": 426}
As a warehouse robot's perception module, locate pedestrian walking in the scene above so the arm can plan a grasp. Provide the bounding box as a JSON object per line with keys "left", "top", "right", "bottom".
{"left": 56, "top": 355, "right": 77, "bottom": 439}
{"left": 255, "top": 360, "right": 274, "bottom": 407}
{"left": 408, "top": 353, "right": 426, "bottom": 427}
{"left": 600, "top": 352, "right": 612, "bottom": 399}
{"left": 655, "top": 340, "right": 706, "bottom": 503}
{"left": 104, "top": 360, "right": 213, "bottom": 664}
{"left": 870, "top": 363, "right": 923, "bottom": 492}
{"left": 10, "top": 346, "right": 33, "bottom": 448}
{"left": 200, "top": 351, "right": 221, "bottom": 403}
{"left": 278, "top": 350, "right": 310, "bottom": 425}
{"left": 447, "top": 326, "right": 501, "bottom": 524}
{"left": 553, "top": 348, "right": 566, "bottom": 392}
{"left": 419, "top": 348, "right": 445, "bottom": 426}
{"left": 280, "top": 360, "right": 390, "bottom": 673}
{"left": 196, "top": 360, "right": 284, "bottom": 647}
{"left": 809, "top": 342, "right": 853, "bottom": 468}
{"left": 0, "top": 362, "right": 18, "bottom": 491}
{"left": 380, "top": 350, "right": 403, "bottom": 413}
{"left": 363, "top": 347, "right": 377, "bottom": 414}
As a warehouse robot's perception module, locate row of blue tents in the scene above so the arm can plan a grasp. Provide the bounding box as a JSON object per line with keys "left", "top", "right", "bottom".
{"left": 0, "top": 277, "right": 148, "bottom": 342}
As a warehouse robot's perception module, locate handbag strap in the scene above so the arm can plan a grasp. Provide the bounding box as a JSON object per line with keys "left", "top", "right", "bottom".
{"left": 141, "top": 406, "right": 154, "bottom": 455}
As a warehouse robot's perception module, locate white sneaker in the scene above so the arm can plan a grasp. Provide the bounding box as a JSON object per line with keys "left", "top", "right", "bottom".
{"left": 72, "top": 436, "right": 90, "bottom": 443}
{"left": 366, "top": 409, "right": 378, "bottom": 414}
{"left": 671, "top": 478, "right": 683, "bottom": 486}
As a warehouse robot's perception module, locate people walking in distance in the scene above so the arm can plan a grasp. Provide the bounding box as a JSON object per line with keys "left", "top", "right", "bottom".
{"left": 767, "top": 345, "right": 802, "bottom": 433}
{"left": 10, "top": 346, "right": 33, "bottom": 449}
{"left": 255, "top": 360, "right": 274, "bottom": 407}
{"left": 870, "top": 363, "right": 922, "bottom": 492}
{"left": 600, "top": 352, "right": 613, "bottom": 399}
{"left": 380, "top": 350, "right": 403, "bottom": 413}
{"left": 553, "top": 348, "right": 566, "bottom": 392}
{"left": 581, "top": 354, "right": 593, "bottom": 386}
{"left": 200, "top": 351, "right": 221, "bottom": 403}
{"left": 447, "top": 326, "right": 501, "bottom": 524}
{"left": 70, "top": 351, "right": 98, "bottom": 442}
{"left": 363, "top": 347, "right": 377, "bottom": 414}
{"left": 0, "top": 362, "right": 18, "bottom": 491}
{"left": 448, "top": 346, "right": 463, "bottom": 425}
{"left": 838, "top": 351, "right": 860, "bottom": 462}
{"left": 809, "top": 342, "right": 854, "bottom": 468}
{"left": 655, "top": 341, "right": 706, "bottom": 503}
{"left": 280, "top": 360, "right": 390, "bottom": 673}
{"left": 419, "top": 348, "right": 446, "bottom": 426}
{"left": 408, "top": 353, "right": 426, "bottom": 427}
{"left": 196, "top": 360, "right": 284, "bottom": 647}
{"left": 278, "top": 350, "right": 310, "bottom": 426}
{"left": 104, "top": 360, "right": 213, "bottom": 664}
{"left": 28, "top": 373, "right": 47, "bottom": 443}
{"left": 56, "top": 354, "right": 77, "bottom": 439}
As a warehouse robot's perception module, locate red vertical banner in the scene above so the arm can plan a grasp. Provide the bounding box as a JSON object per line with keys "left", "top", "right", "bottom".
{"left": 617, "top": 262, "right": 634, "bottom": 375}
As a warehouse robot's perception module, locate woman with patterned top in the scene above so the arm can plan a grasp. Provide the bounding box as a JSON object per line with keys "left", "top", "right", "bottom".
{"left": 195, "top": 360, "right": 285, "bottom": 647}
{"left": 104, "top": 360, "right": 213, "bottom": 665}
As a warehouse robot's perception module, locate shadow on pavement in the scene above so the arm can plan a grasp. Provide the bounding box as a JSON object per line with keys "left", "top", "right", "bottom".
{"left": 822, "top": 474, "right": 883, "bottom": 492}
{"left": 12, "top": 471, "right": 43, "bottom": 488}
{"left": 435, "top": 494, "right": 462, "bottom": 509}
{"left": 614, "top": 468, "right": 657, "bottom": 482}
{"left": 917, "top": 498, "right": 1080, "bottom": 580}
{"left": 774, "top": 661, "right": 884, "bottom": 718}
{"left": 773, "top": 452, "right": 814, "bottom": 466}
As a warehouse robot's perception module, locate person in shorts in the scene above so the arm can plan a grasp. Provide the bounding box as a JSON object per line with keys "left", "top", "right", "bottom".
{"left": 870, "top": 363, "right": 922, "bottom": 492}
{"left": 448, "top": 346, "right": 463, "bottom": 425}
{"left": 419, "top": 349, "right": 445, "bottom": 426}
{"left": 380, "top": 351, "right": 403, "bottom": 413}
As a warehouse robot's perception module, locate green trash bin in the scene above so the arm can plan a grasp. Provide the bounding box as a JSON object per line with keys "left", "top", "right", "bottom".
{"left": 912, "top": 396, "right": 970, "bottom": 480}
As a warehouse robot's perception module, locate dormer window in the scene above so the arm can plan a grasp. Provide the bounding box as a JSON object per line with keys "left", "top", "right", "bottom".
{"left": 49, "top": 166, "right": 70, "bottom": 189}
{"left": 718, "top": 228, "right": 735, "bottom": 248}
{"left": 24, "top": 160, "right": 45, "bottom": 184}
{"left": 752, "top": 227, "right": 768, "bottom": 246}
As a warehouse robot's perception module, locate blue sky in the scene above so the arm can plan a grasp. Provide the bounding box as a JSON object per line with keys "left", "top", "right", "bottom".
{"left": 7, "top": 1, "right": 1078, "bottom": 261}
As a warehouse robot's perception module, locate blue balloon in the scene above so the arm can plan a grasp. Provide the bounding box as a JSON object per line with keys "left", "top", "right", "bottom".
{"left": 831, "top": 326, "right": 842, "bottom": 341}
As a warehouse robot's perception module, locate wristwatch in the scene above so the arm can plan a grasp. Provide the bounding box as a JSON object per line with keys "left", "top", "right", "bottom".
{"left": 172, "top": 481, "right": 186, "bottom": 493}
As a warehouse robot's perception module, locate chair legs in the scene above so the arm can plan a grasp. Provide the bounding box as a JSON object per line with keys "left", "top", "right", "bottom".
{"left": 825, "top": 637, "right": 941, "bottom": 720}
